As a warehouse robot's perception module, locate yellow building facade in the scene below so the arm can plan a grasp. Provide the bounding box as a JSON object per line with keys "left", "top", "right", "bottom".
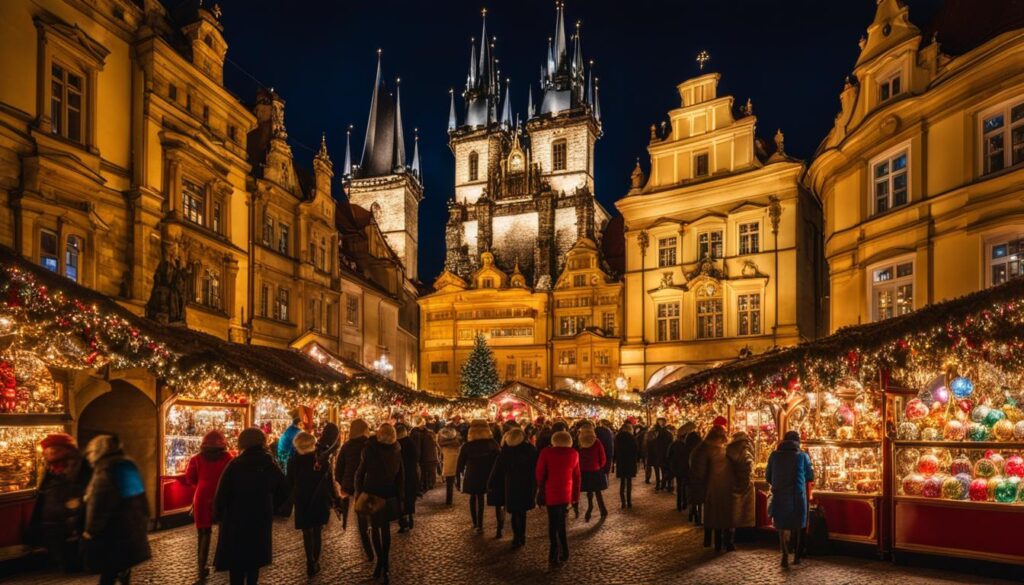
{"left": 617, "top": 72, "right": 824, "bottom": 391}
{"left": 807, "top": 0, "right": 1024, "bottom": 331}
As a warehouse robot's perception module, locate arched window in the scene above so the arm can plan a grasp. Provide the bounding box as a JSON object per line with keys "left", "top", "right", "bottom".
{"left": 468, "top": 151, "right": 479, "bottom": 181}
{"left": 552, "top": 139, "right": 567, "bottom": 171}
{"left": 65, "top": 235, "right": 82, "bottom": 282}
{"left": 695, "top": 280, "right": 723, "bottom": 339}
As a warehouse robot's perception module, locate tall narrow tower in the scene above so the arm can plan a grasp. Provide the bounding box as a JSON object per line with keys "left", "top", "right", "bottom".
{"left": 345, "top": 51, "right": 424, "bottom": 280}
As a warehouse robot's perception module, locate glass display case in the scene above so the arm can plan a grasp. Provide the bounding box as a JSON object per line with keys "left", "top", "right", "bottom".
{"left": 0, "top": 351, "right": 65, "bottom": 415}
{"left": 730, "top": 406, "right": 777, "bottom": 479}
{"left": 163, "top": 401, "right": 247, "bottom": 476}
{"left": 0, "top": 425, "right": 63, "bottom": 495}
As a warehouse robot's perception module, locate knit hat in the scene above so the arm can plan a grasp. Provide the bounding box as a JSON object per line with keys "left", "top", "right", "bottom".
{"left": 40, "top": 433, "right": 76, "bottom": 450}
{"left": 201, "top": 430, "right": 227, "bottom": 450}
{"left": 712, "top": 415, "right": 729, "bottom": 428}
{"left": 238, "top": 427, "right": 267, "bottom": 451}
{"left": 503, "top": 427, "right": 526, "bottom": 447}
{"left": 376, "top": 423, "right": 397, "bottom": 445}
{"left": 318, "top": 423, "right": 340, "bottom": 451}
{"left": 783, "top": 430, "right": 801, "bottom": 443}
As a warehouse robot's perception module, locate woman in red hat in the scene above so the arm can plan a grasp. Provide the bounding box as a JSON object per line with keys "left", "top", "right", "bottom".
{"left": 30, "top": 433, "right": 91, "bottom": 573}
{"left": 184, "top": 429, "right": 233, "bottom": 581}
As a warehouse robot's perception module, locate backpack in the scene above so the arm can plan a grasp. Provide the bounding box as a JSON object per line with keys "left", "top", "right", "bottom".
{"left": 803, "top": 504, "right": 830, "bottom": 556}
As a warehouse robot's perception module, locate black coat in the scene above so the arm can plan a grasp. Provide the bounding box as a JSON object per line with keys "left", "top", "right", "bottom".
{"left": 487, "top": 442, "right": 537, "bottom": 513}
{"left": 535, "top": 428, "right": 553, "bottom": 451}
{"left": 334, "top": 436, "right": 367, "bottom": 495}
{"left": 287, "top": 451, "right": 332, "bottom": 530}
{"left": 30, "top": 457, "right": 91, "bottom": 550}
{"left": 457, "top": 438, "right": 500, "bottom": 495}
{"left": 595, "top": 426, "right": 615, "bottom": 473}
{"left": 411, "top": 427, "right": 439, "bottom": 465}
{"left": 214, "top": 447, "right": 289, "bottom": 571}
{"left": 669, "top": 432, "right": 701, "bottom": 478}
{"left": 355, "top": 438, "right": 404, "bottom": 525}
{"left": 645, "top": 426, "right": 671, "bottom": 466}
{"left": 613, "top": 431, "right": 639, "bottom": 478}
{"left": 83, "top": 452, "right": 150, "bottom": 575}
{"left": 397, "top": 436, "right": 420, "bottom": 514}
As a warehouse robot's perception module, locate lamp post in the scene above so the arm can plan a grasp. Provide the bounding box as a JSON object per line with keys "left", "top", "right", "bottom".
{"left": 768, "top": 195, "right": 782, "bottom": 346}
{"left": 373, "top": 353, "right": 394, "bottom": 378}
{"left": 637, "top": 229, "right": 649, "bottom": 383}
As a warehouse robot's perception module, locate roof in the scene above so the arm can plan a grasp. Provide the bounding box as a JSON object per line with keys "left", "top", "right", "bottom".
{"left": 600, "top": 215, "right": 625, "bottom": 276}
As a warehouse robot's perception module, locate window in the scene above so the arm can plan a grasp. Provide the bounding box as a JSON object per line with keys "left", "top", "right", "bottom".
{"left": 558, "top": 350, "right": 576, "bottom": 366}
{"left": 990, "top": 237, "right": 1024, "bottom": 286}
{"left": 262, "top": 214, "right": 273, "bottom": 245}
{"left": 871, "top": 260, "right": 913, "bottom": 321}
{"left": 481, "top": 277, "right": 494, "bottom": 289}
{"left": 169, "top": 83, "right": 177, "bottom": 102}
{"left": 739, "top": 222, "right": 760, "bottom": 255}
{"left": 40, "top": 230, "right": 59, "bottom": 273}
{"left": 552, "top": 139, "right": 567, "bottom": 171}
{"left": 696, "top": 297, "right": 723, "bottom": 339}
{"left": 274, "top": 287, "right": 290, "bottom": 321}
{"left": 211, "top": 201, "right": 222, "bottom": 234}
{"left": 307, "top": 298, "right": 322, "bottom": 331}
{"left": 468, "top": 151, "right": 479, "bottom": 181}
{"left": 656, "top": 302, "right": 680, "bottom": 342}
{"left": 64, "top": 235, "right": 82, "bottom": 282}
{"left": 982, "top": 102, "right": 1024, "bottom": 175}
{"left": 505, "top": 363, "right": 516, "bottom": 380}
{"left": 698, "top": 230, "right": 723, "bottom": 260}
{"left": 601, "top": 312, "right": 615, "bottom": 335}
{"left": 202, "top": 105, "right": 210, "bottom": 125}
{"left": 430, "top": 361, "right": 449, "bottom": 375}
{"left": 595, "top": 350, "right": 610, "bottom": 366}
{"left": 573, "top": 274, "right": 587, "bottom": 287}
{"left": 521, "top": 360, "right": 535, "bottom": 378}
{"left": 186, "top": 93, "right": 192, "bottom": 112}
{"left": 694, "top": 152, "right": 709, "bottom": 178}
{"left": 737, "top": 293, "right": 761, "bottom": 336}
{"left": 879, "top": 72, "right": 902, "bottom": 102}
{"left": 316, "top": 238, "right": 327, "bottom": 271}
{"left": 327, "top": 302, "right": 337, "bottom": 335}
{"left": 345, "top": 294, "right": 359, "bottom": 325}
{"left": 559, "top": 315, "right": 588, "bottom": 337}
{"left": 260, "top": 284, "right": 269, "bottom": 317}
{"left": 200, "top": 269, "right": 221, "bottom": 310}
{"left": 277, "top": 223, "right": 289, "bottom": 255}
{"left": 51, "top": 63, "right": 84, "bottom": 143}
{"left": 228, "top": 124, "right": 237, "bottom": 142}
{"left": 182, "top": 179, "right": 206, "bottom": 225}
{"left": 658, "top": 237, "right": 677, "bottom": 267}
{"left": 872, "top": 150, "right": 908, "bottom": 214}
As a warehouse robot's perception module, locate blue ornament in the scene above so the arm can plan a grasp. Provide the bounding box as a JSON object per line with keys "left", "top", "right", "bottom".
{"left": 951, "top": 376, "right": 974, "bottom": 399}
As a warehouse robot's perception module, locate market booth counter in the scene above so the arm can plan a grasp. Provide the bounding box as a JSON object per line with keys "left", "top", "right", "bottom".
{"left": 891, "top": 374, "right": 1024, "bottom": 565}
{"left": 728, "top": 404, "right": 778, "bottom": 530}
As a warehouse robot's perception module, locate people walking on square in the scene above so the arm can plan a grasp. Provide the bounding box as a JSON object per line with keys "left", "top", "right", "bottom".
{"left": 30, "top": 433, "right": 92, "bottom": 574}
{"left": 354, "top": 423, "right": 404, "bottom": 584}
{"left": 766, "top": 430, "right": 815, "bottom": 568}
{"left": 437, "top": 424, "right": 462, "bottom": 505}
{"left": 646, "top": 418, "right": 671, "bottom": 491}
{"left": 577, "top": 425, "right": 608, "bottom": 521}
{"left": 276, "top": 408, "right": 302, "bottom": 470}
{"left": 411, "top": 416, "right": 439, "bottom": 493}
{"left": 213, "top": 427, "right": 289, "bottom": 585}
{"left": 394, "top": 423, "right": 420, "bottom": 533}
{"left": 335, "top": 418, "right": 373, "bottom": 559}
{"left": 287, "top": 424, "right": 339, "bottom": 578}
{"left": 535, "top": 430, "right": 580, "bottom": 567}
{"left": 661, "top": 424, "right": 676, "bottom": 492}
{"left": 488, "top": 427, "right": 537, "bottom": 548}
{"left": 666, "top": 423, "right": 696, "bottom": 512}
{"left": 691, "top": 424, "right": 730, "bottom": 552}
{"left": 457, "top": 419, "right": 500, "bottom": 534}
{"left": 595, "top": 419, "right": 615, "bottom": 476}
{"left": 82, "top": 434, "right": 151, "bottom": 585}
{"left": 183, "top": 430, "right": 232, "bottom": 581}
{"left": 726, "top": 431, "right": 756, "bottom": 550}
{"left": 613, "top": 422, "right": 639, "bottom": 508}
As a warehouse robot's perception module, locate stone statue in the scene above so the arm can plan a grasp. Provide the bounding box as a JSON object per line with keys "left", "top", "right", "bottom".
{"left": 774, "top": 128, "right": 785, "bottom": 155}
{"left": 145, "top": 246, "right": 191, "bottom": 325}
{"left": 630, "top": 160, "right": 645, "bottom": 189}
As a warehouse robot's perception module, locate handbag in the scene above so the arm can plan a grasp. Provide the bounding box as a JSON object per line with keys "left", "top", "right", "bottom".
{"left": 354, "top": 492, "right": 386, "bottom": 516}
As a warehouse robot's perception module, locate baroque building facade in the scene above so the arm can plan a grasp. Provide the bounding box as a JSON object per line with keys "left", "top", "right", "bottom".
{"left": 807, "top": 0, "right": 1024, "bottom": 331}
{"left": 419, "top": 5, "right": 623, "bottom": 396}
{"left": 617, "top": 72, "right": 824, "bottom": 390}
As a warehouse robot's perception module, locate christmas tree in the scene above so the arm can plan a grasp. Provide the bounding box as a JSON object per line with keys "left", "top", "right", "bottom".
{"left": 459, "top": 333, "right": 500, "bottom": 398}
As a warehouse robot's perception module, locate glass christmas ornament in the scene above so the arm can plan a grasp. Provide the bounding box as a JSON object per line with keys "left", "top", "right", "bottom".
{"left": 916, "top": 454, "right": 940, "bottom": 475}
{"left": 950, "top": 455, "right": 973, "bottom": 476}
{"left": 942, "top": 474, "right": 969, "bottom": 500}
{"left": 994, "top": 419, "right": 1014, "bottom": 441}
{"left": 836, "top": 405, "right": 855, "bottom": 426}
{"left": 974, "top": 458, "right": 998, "bottom": 479}
{"left": 942, "top": 420, "right": 966, "bottom": 441}
{"left": 971, "top": 405, "right": 991, "bottom": 424}
{"left": 985, "top": 409, "right": 1006, "bottom": 428}
{"left": 931, "top": 385, "right": 950, "bottom": 405}
{"left": 898, "top": 422, "right": 920, "bottom": 440}
{"left": 1005, "top": 455, "right": 1024, "bottom": 479}
{"left": 988, "top": 476, "right": 1002, "bottom": 500}
{"left": 916, "top": 388, "right": 936, "bottom": 408}
{"left": 902, "top": 473, "right": 926, "bottom": 496}
{"left": 897, "top": 448, "right": 920, "bottom": 476}
{"left": 988, "top": 452, "right": 1005, "bottom": 473}
{"left": 1015, "top": 420, "right": 1024, "bottom": 441}
{"left": 922, "top": 475, "right": 944, "bottom": 498}
{"left": 969, "top": 478, "right": 989, "bottom": 501}
{"left": 996, "top": 476, "right": 1021, "bottom": 503}
{"left": 921, "top": 427, "right": 941, "bottom": 441}
{"left": 1004, "top": 406, "right": 1024, "bottom": 423}
{"left": 950, "top": 376, "right": 974, "bottom": 399}
{"left": 968, "top": 422, "right": 990, "bottom": 442}
{"left": 905, "top": 399, "right": 929, "bottom": 421}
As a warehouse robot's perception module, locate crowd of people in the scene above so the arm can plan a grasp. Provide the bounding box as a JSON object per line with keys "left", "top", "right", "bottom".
{"left": 25, "top": 412, "right": 816, "bottom": 584}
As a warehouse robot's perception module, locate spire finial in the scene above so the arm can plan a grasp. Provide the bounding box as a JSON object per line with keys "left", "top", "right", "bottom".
{"left": 696, "top": 49, "right": 710, "bottom": 71}
{"left": 448, "top": 88, "right": 457, "bottom": 131}
{"left": 411, "top": 127, "right": 421, "bottom": 178}
{"left": 344, "top": 124, "right": 353, "bottom": 176}
{"left": 393, "top": 78, "right": 406, "bottom": 172}
{"left": 774, "top": 128, "right": 785, "bottom": 154}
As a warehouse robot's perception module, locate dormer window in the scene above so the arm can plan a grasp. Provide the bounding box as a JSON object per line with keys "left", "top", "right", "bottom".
{"left": 468, "top": 151, "right": 479, "bottom": 181}
{"left": 879, "top": 72, "right": 902, "bottom": 102}
{"left": 694, "top": 152, "right": 709, "bottom": 178}
{"left": 481, "top": 277, "right": 494, "bottom": 288}
{"left": 552, "top": 139, "right": 567, "bottom": 171}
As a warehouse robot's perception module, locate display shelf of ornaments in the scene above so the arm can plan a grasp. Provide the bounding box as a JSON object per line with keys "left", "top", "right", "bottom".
{"left": 163, "top": 402, "right": 246, "bottom": 475}
{"left": 0, "top": 425, "right": 63, "bottom": 497}
{"left": 801, "top": 440, "right": 883, "bottom": 495}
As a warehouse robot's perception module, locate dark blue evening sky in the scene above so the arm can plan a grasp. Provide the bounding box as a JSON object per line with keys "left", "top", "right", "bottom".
{"left": 210, "top": 0, "right": 943, "bottom": 283}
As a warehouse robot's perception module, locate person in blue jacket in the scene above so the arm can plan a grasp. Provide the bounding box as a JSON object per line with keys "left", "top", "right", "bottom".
{"left": 765, "top": 430, "right": 814, "bottom": 568}
{"left": 276, "top": 408, "right": 302, "bottom": 469}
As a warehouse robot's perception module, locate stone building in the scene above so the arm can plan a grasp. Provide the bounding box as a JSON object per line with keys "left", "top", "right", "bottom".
{"left": 419, "top": 5, "right": 623, "bottom": 396}
{"left": 807, "top": 0, "right": 1024, "bottom": 331}
{"left": 617, "top": 71, "right": 824, "bottom": 391}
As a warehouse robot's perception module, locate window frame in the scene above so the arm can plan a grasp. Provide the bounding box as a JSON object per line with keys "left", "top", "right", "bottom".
{"left": 696, "top": 295, "right": 724, "bottom": 339}
{"left": 879, "top": 70, "right": 903, "bottom": 103}
{"left": 655, "top": 301, "right": 681, "bottom": 342}
{"left": 697, "top": 230, "right": 724, "bottom": 260}
{"left": 345, "top": 294, "right": 360, "bottom": 326}
{"left": 552, "top": 139, "right": 568, "bottom": 172}
{"left": 868, "top": 256, "right": 915, "bottom": 322}
{"left": 40, "top": 229, "right": 59, "bottom": 273}
{"left": 869, "top": 144, "right": 910, "bottom": 216}
{"left": 468, "top": 151, "right": 479, "bottom": 182}
{"left": 64, "top": 234, "right": 82, "bottom": 282}
{"left": 979, "top": 99, "right": 1024, "bottom": 176}
{"left": 558, "top": 349, "right": 576, "bottom": 366}
{"left": 430, "top": 361, "right": 449, "bottom": 375}
{"left": 50, "top": 62, "right": 85, "bottom": 144}
{"left": 657, "top": 236, "right": 678, "bottom": 267}
{"left": 986, "top": 233, "right": 1024, "bottom": 288}
{"left": 277, "top": 222, "right": 290, "bottom": 255}
{"left": 693, "top": 151, "right": 710, "bottom": 178}
{"left": 736, "top": 292, "right": 761, "bottom": 336}
{"left": 274, "top": 287, "right": 290, "bottom": 322}
{"left": 738, "top": 221, "right": 760, "bottom": 255}
{"left": 182, "top": 178, "right": 207, "bottom": 226}
{"left": 35, "top": 19, "right": 108, "bottom": 151}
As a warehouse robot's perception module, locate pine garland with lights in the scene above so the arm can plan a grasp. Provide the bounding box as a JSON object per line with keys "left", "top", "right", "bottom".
{"left": 460, "top": 333, "right": 500, "bottom": 398}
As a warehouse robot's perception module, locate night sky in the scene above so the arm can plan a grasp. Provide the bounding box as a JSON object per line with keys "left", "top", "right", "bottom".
{"left": 211, "top": 0, "right": 943, "bottom": 283}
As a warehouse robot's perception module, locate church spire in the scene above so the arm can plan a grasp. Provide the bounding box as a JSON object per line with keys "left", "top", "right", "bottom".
{"left": 343, "top": 124, "right": 352, "bottom": 176}
{"left": 315, "top": 131, "right": 329, "bottom": 162}
{"left": 360, "top": 49, "right": 383, "bottom": 171}
{"left": 594, "top": 78, "right": 602, "bottom": 122}
{"left": 572, "top": 20, "right": 584, "bottom": 81}
{"left": 411, "top": 128, "right": 421, "bottom": 179}
{"left": 501, "top": 79, "right": 512, "bottom": 128}
{"left": 357, "top": 50, "right": 409, "bottom": 178}
{"left": 448, "top": 88, "right": 457, "bottom": 131}
{"left": 553, "top": 2, "right": 567, "bottom": 74}
{"left": 527, "top": 84, "right": 535, "bottom": 119}
{"left": 393, "top": 77, "right": 406, "bottom": 172}
{"left": 586, "top": 59, "right": 593, "bottom": 105}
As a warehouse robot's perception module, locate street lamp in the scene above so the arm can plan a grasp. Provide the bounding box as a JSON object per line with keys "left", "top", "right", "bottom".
{"left": 373, "top": 354, "right": 394, "bottom": 377}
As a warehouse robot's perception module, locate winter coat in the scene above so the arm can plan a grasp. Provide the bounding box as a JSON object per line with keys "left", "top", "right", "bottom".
{"left": 727, "top": 434, "right": 756, "bottom": 529}
{"left": 613, "top": 430, "right": 639, "bottom": 478}
{"left": 335, "top": 435, "right": 368, "bottom": 496}
{"left": 765, "top": 440, "right": 815, "bottom": 530}
{"left": 457, "top": 427, "right": 500, "bottom": 495}
{"left": 354, "top": 436, "right": 404, "bottom": 525}
{"left": 184, "top": 449, "right": 232, "bottom": 529}
{"left": 30, "top": 455, "right": 91, "bottom": 553}
{"left": 214, "top": 447, "right": 289, "bottom": 571}
{"left": 595, "top": 425, "right": 615, "bottom": 473}
{"left": 696, "top": 428, "right": 732, "bottom": 529}
{"left": 287, "top": 450, "right": 332, "bottom": 530}
{"left": 578, "top": 430, "right": 608, "bottom": 492}
{"left": 487, "top": 437, "right": 537, "bottom": 513}
{"left": 437, "top": 427, "right": 462, "bottom": 478}
{"left": 83, "top": 450, "right": 150, "bottom": 575}
{"left": 535, "top": 428, "right": 553, "bottom": 451}
{"left": 649, "top": 426, "right": 673, "bottom": 467}
{"left": 688, "top": 428, "right": 724, "bottom": 507}
{"left": 535, "top": 442, "right": 580, "bottom": 507}
{"left": 277, "top": 423, "right": 301, "bottom": 469}
{"left": 397, "top": 435, "right": 420, "bottom": 514}
{"left": 635, "top": 429, "right": 648, "bottom": 461}
{"left": 412, "top": 426, "right": 439, "bottom": 465}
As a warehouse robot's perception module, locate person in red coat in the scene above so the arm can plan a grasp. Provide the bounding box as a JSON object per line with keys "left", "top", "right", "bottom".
{"left": 184, "top": 430, "right": 233, "bottom": 581}
{"left": 577, "top": 425, "right": 608, "bottom": 521}
{"left": 535, "top": 430, "right": 580, "bottom": 567}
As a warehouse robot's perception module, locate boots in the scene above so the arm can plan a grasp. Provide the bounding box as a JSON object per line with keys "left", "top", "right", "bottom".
{"left": 793, "top": 530, "right": 803, "bottom": 565}
{"left": 779, "top": 530, "right": 790, "bottom": 568}
{"left": 495, "top": 508, "right": 504, "bottom": 539}
{"left": 714, "top": 529, "right": 723, "bottom": 553}
{"left": 196, "top": 530, "right": 211, "bottom": 581}
{"left": 703, "top": 528, "right": 712, "bottom": 548}
{"left": 724, "top": 529, "right": 735, "bottom": 552}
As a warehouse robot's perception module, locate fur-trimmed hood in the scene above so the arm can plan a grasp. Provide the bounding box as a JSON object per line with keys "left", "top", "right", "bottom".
{"left": 293, "top": 431, "right": 316, "bottom": 455}
{"left": 577, "top": 427, "right": 597, "bottom": 449}
{"left": 503, "top": 427, "right": 525, "bottom": 447}
{"left": 468, "top": 424, "right": 494, "bottom": 442}
{"left": 375, "top": 423, "right": 397, "bottom": 445}
{"left": 551, "top": 431, "right": 573, "bottom": 448}
{"left": 438, "top": 426, "right": 461, "bottom": 448}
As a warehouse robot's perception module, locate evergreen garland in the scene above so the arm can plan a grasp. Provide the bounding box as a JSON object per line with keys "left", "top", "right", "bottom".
{"left": 459, "top": 333, "right": 500, "bottom": 398}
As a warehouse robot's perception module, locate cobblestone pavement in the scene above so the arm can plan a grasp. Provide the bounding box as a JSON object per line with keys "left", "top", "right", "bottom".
{"left": 11, "top": 480, "right": 1015, "bottom": 585}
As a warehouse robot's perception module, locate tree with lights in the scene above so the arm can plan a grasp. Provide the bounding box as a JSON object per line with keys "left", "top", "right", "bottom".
{"left": 459, "top": 333, "right": 500, "bottom": 398}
